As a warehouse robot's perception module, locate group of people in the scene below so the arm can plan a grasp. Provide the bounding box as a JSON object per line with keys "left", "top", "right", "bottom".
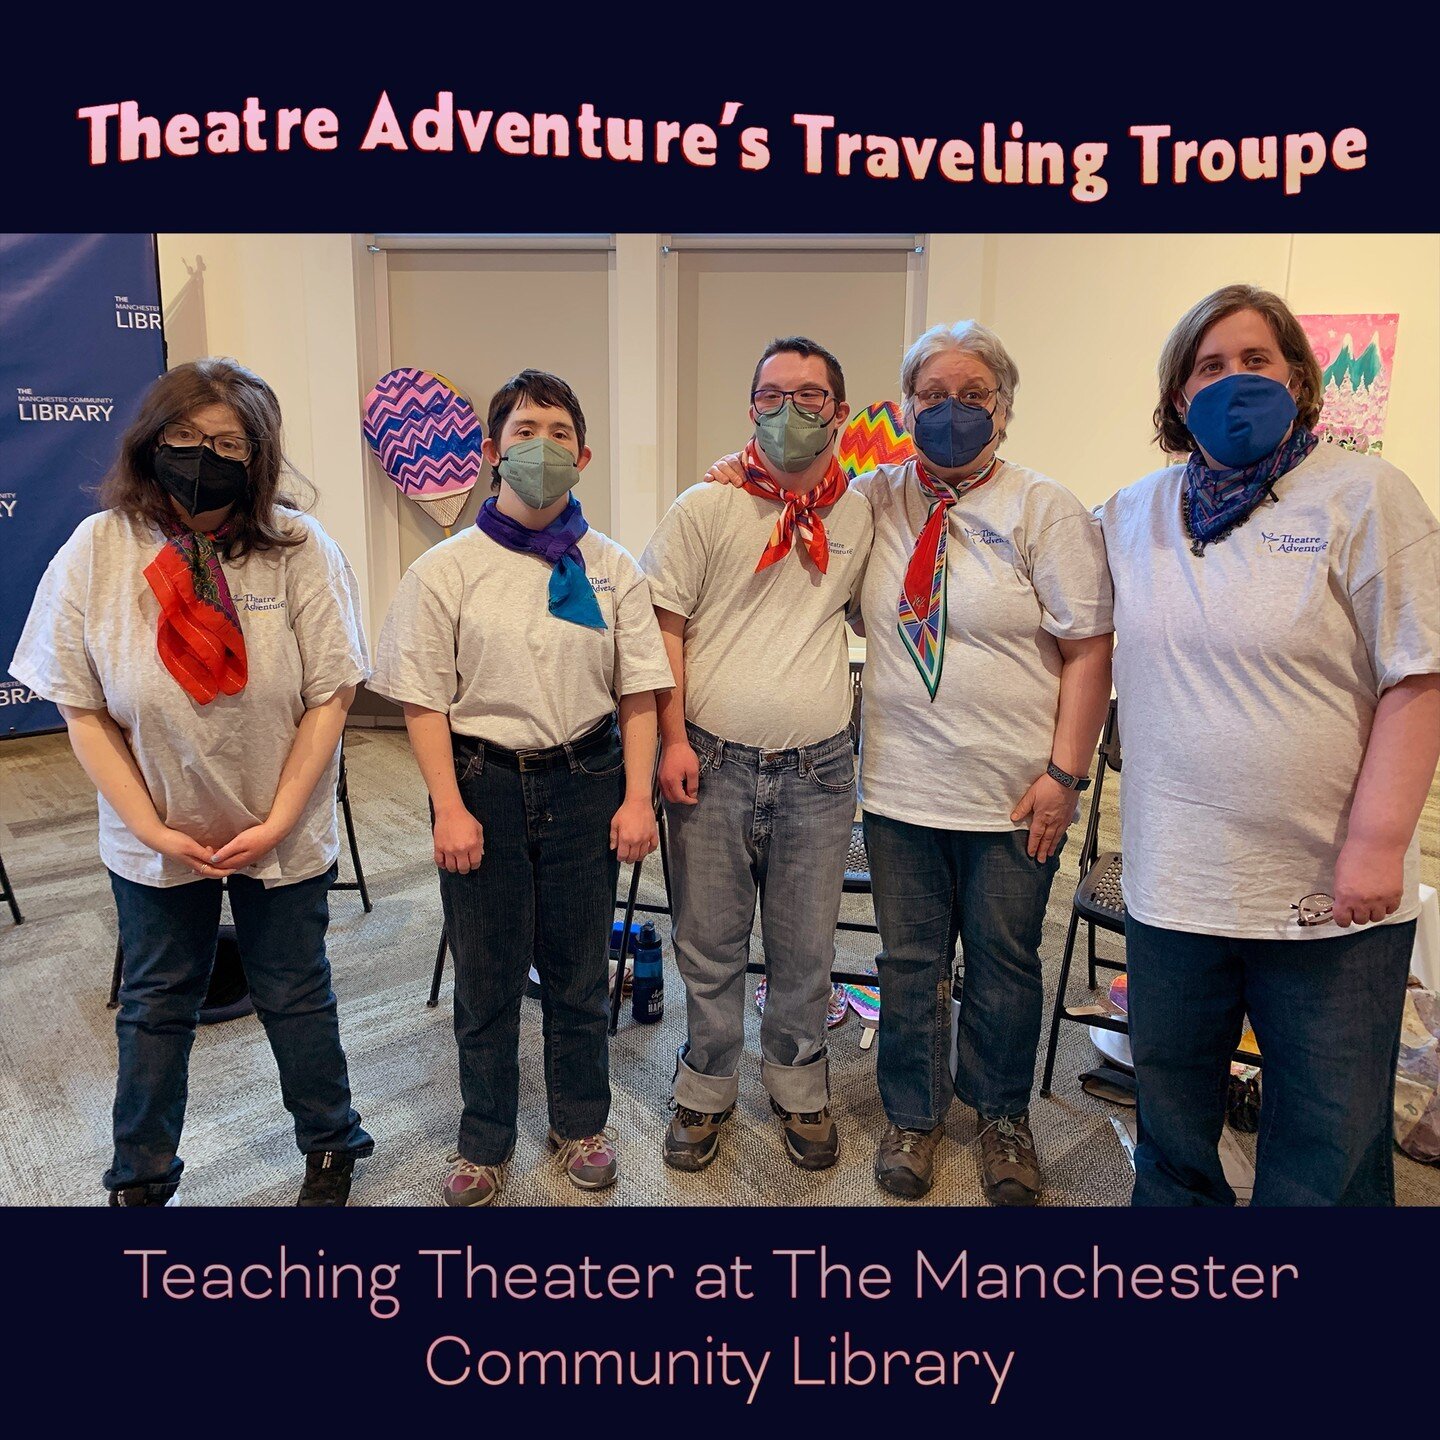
{"left": 13, "top": 282, "right": 1437, "bottom": 1210}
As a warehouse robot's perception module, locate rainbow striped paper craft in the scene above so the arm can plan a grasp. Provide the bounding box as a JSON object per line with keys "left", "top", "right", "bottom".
{"left": 837, "top": 400, "right": 915, "bottom": 480}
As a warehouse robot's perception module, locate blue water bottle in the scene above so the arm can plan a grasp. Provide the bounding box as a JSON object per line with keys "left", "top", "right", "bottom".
{"left": 631, "top": 921, "right": 664, "bottom": 1024}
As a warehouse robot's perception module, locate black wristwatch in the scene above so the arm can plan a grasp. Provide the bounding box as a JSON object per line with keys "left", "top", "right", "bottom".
{"left": 1046, "top": 760, "right": 1091, "bottom": 792}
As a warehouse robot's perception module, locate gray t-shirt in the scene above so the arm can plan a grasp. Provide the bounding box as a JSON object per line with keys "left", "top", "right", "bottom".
{"left": 369, "top": 524, "right": 673, "bottom": 749}
{"left": 855, "top": 460, "right": 1114, "bottom": 829}
{"left": 640, "top": 480, "right": 874, "bottom": 749}
{"left": 9, "top": 508, "right": 371, "bottom": 888}
{"left": 1101, "top": 442, "right": 1440, "bottom": 939}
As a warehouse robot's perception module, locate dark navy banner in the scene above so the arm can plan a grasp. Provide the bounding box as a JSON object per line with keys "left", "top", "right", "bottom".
{"left": 0, "top": 234, "right": 165, "bottom": 736}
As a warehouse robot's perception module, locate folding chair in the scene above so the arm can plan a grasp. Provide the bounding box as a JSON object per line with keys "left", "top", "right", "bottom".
{"left": 0, "top": 845, "right": 21, "bottom": 925}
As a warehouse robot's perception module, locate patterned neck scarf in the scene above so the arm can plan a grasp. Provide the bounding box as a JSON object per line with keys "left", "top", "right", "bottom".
{"left": 739, "top": 440, "right": 848, "bottom": 573}
{"left": 1183, "top": 428, "right": 1318, "bottom": 556}
{"left": 143, "top": 516, "right": 248, "bottom": 704}
{"left": 475, "top": 494, "right": 606, "bottom": 631}
{"left": 897, "top": 455, "right": 1001, "bottom": 699}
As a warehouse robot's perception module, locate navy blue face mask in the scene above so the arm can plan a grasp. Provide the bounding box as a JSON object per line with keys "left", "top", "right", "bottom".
{"left": 910, "top": 397, "right": 995, "bottom": 470}
{"left": 1183, "top": 373, "right": 1297, "bottom": 469}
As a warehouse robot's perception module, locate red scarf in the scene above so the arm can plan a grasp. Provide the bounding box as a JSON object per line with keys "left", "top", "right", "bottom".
{"left": 143, "top": 520, "right": 248, "bottom": 704}
{"left": 739, "top": 440, "right": 848, "bottom": 573}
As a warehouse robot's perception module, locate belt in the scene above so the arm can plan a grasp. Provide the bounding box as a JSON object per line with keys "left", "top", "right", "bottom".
{"left": 452, "top": 715, "right": 617, "bottom": 773}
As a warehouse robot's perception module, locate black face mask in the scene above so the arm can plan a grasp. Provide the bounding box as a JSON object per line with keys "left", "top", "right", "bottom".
{"left": 153, "top": 444, "right": 249, "bottom": 516}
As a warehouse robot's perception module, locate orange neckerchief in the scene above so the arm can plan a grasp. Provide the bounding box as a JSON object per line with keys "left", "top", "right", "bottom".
{"left": 739, "top": 440, "right": 848, "bottom": 574}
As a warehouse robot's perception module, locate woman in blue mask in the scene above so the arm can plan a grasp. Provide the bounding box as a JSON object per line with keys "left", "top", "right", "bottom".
{"left": 706, "top": 323, "right": 1116, "bottom": 1204}
{"left": 1100, "top": 284, "right": 1440, "bottom": 1206}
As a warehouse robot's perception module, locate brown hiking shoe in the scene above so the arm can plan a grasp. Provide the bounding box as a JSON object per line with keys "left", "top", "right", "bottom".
{"left": 976, "top": 1112, "right": 1042, "bottom": 1206}
{"left": 769, "top": 1097, "right": 840, "bottom": 1170}
{"left": 663, "top": 1105, "right": 733, "bottom": 1172}
{"left": 874, "top": 1122, "right": 943, "bottom": 1199}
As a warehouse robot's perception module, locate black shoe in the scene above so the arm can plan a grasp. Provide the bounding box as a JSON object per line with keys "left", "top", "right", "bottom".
{"left": 109, "top": 1181, "right": 179, "bottom": 1207}
{"left": 769, "top": 1097, "right": 840, "bottom": 1170}
{"left": 297, "top": 1148, "right": 368, "bottom": 1207}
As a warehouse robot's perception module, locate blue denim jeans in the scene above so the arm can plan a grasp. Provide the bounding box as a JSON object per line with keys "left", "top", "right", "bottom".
{"left": 665, "top": 722, "right": 855, "bottom": 1114}
{"left": 107, "top": 863, "right": 371, "bottom": 1192}
{"left": 1125, "top": 915, "right": 1416, "bottom": 1207}
{"left": 439, "top": 724, "right": 624, "bottom": 1166}
{"left": 863, "top": 814, "right": 1064, "bottom": 1128}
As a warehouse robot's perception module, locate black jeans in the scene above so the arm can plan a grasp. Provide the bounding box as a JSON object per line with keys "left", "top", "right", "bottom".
{"left": 440, "top": 724, "right": 625, "bottom": 1166}
{"left": 107, "top": 863, "right": 371, "bottom": 1191}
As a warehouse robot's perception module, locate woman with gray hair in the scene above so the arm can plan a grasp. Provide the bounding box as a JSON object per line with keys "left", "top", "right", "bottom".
{"left": 707, "top": 321, "right": 1114, "bottom": 1202}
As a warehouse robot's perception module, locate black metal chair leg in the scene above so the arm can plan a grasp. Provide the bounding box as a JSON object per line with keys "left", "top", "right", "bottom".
{"left": 108, "top": 936, "right": 124, "bottom": 1009}
{"left": 428, "top": 926, "right": 448, "bottom": 1008}
{"left": 1087, "top": 922, "right": 1098, "bottom": 991}
{"left": 0, "top": 850, "right": 22, "bottom": 924}
{"left": 1040, "top": 907, "right": 1084, "bottom": 1097}
{"left": 609, "top": 861, "right": 644, "bottom": 1036}
{"left": 339, "top": 764, "right": 373, "bottom": 913}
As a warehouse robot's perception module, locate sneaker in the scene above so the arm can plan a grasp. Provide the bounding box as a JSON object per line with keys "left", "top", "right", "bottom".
{"left": 441, "top": 1152, "right": 506, "bottom": 1208}
{"left": 754, "top": 979, "right": 849, "bottom": 1030}
{"left": 663, "top": 1104, "right": 733, "bottom": 1171}
{"left": 874, "top": 1122, "right": 943, "bottom": 1199}
{"left": 297, "top": 1150, "right": 362, "bottom": 1207}
{"left": 769, "top": 1096, "right": 840, "bottom": 1170}
{"left": 976, "top": 1111, "right": 1042, "bottom": 1207}
{"left": 548, "top": 1128, "right": 619, "bottom": 1191}
{"left": 108, "top": 1181, "right": 179, "bottom": 1207}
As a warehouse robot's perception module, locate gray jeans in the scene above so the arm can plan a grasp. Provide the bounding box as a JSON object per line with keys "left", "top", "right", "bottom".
{"left": 665, "top": 720, "right": 855, "bottom": 1114}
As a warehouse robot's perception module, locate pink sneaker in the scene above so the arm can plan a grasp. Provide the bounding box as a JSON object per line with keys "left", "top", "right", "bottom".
{"left": 441, "top": 1153, "right": 506, "bottom": 1207}
{"left": 547, "top": 1129, "right": 619, "bottom": 1190}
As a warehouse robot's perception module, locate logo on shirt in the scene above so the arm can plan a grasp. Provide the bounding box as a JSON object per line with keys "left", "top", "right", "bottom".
{"left": 964, "top": 526, "right": 1007, "bottom": 547}
{"left": 15, "top": 387, "right": 115, "bottom": 423}
{"left": 0, "top": 492, "right": 16, "bottom": 519}
{"left": 588, "top": 577, "right": 615, "bottom": 595}
{"left": 1260, "top": 531, "right": 1328, "bottom": 555}
{"left": 114, "top": 295, "right": 162, "bottom": 331}
{"left": 828, "top": 542, "right": 856, "bottom": 558}
{"left": 233, "top": 592, "right": 287, "bottom": 613}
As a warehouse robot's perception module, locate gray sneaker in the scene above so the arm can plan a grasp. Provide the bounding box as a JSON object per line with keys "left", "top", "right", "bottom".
{"left": 874, "top": 1123, "right": 943, "bottom": 1199}
{"left": 769, "top": 1097, "right": 840, "bottom": 1170}
{"left": 976, "top": 1111, "right": 1042, "bottom": 1206}
{"left": 663, "top": 1105, "right": 733, "bottom": 1171}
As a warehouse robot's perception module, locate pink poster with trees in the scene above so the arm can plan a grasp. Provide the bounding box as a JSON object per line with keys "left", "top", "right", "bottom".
{"left": 1299, "top": 313, "right": 1399, "bottom": 456}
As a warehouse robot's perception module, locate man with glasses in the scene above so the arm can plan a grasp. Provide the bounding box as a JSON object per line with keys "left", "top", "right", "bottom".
{"left": 641, "top": 336, "right": 873, "bottom": 1175}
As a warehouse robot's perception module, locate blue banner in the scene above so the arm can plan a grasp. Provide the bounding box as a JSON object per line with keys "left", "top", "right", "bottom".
{"left": 0, "top": 234, "right": 165, "bottom": 735}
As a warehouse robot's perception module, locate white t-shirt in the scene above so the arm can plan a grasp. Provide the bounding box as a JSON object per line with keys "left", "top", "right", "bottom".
{"left": 369, "top": 523, "right": 673, "bottom": 749}
{"left": 9, "top": 508, "right": 371, "bottom": 888}
{"left": 1100, "top": 442, "right": 1440, "bottom": 939}
{"left": 640, "top": 480, "right": 874, "bottom": 750}
{"left": 856, "top": 460, "right": 1114, "bottom": 830}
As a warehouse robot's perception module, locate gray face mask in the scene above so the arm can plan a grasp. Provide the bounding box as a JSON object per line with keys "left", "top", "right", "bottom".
{"left": 498, "top": 436, "right": 580, "bottom": 508}
{"left": 753, "top": 401, "right": 835, "bottom": 474}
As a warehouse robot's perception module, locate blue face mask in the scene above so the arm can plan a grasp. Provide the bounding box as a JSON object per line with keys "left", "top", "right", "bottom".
{"left": 910, "top": 397, "right": 995, "bottom": 470}
{"left": 1184, "top": 373, "right": 1297, "bottom": 469}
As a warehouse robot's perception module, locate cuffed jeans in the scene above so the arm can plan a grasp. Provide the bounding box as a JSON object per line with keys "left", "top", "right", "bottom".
{"left": 1126, "top": 914, "right": 1415, "bottom": 1207}
{"left": 864, "top": 815, "right": 1064, "bottom": 1128}
{"left": 107, "top": 863, "right": 371, "bottom": 1192}
{"left": 439, "top": 725, "right": 624, "bottom": 1166}
{"left": 665, "top": 722, "right": 855, "bottom": 1115}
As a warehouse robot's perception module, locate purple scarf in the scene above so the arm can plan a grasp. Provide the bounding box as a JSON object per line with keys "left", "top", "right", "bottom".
{"left": 475, "top": 495, "right": 606, "bottom": 630}
{"left": 1183, "top": 428, "right": 1318, "bottom": 556}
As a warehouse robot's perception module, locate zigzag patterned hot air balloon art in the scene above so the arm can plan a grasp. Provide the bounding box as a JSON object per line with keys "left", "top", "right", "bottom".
{"left": 362, "top": 367, "right": 484, "bottom": 533}
{"left": 837, "top": 399, "right": 915, "bottom": 480}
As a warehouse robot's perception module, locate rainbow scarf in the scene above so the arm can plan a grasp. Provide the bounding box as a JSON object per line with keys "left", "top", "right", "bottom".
{"left": 143, "top": 518, "right": 248, "bottom": 705}
{"left": 897, "top": 456, "right": 1000, "bottom": 699}
{"left": 739, "top": 441, "right": 848, "bottom": 574}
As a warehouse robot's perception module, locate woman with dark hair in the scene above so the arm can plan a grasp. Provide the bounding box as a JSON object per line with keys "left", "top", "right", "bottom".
{"left": 10, "top": 357, "right": 374, "bottom": 1207}
{"left": 1101, "top": 284, "right": 1440, "bottom": 1206}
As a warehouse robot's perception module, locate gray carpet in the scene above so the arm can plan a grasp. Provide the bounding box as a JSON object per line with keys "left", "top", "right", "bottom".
{"left": 1, "top": 725, "right": 1436, "bottom": 1208}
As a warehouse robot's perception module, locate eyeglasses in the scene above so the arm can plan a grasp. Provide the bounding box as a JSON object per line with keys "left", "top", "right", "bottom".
{"left": 751, "top": 386, "right": 835, "bottom": 419}
{"left": 1290, "top": 893, "right": 1334, "bottom": 927}
{"left": 913, "top": 386, "right": 1000, "bottom": 411}
{"left": 161, "top": 422, "right": 255, "bottom": 463}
